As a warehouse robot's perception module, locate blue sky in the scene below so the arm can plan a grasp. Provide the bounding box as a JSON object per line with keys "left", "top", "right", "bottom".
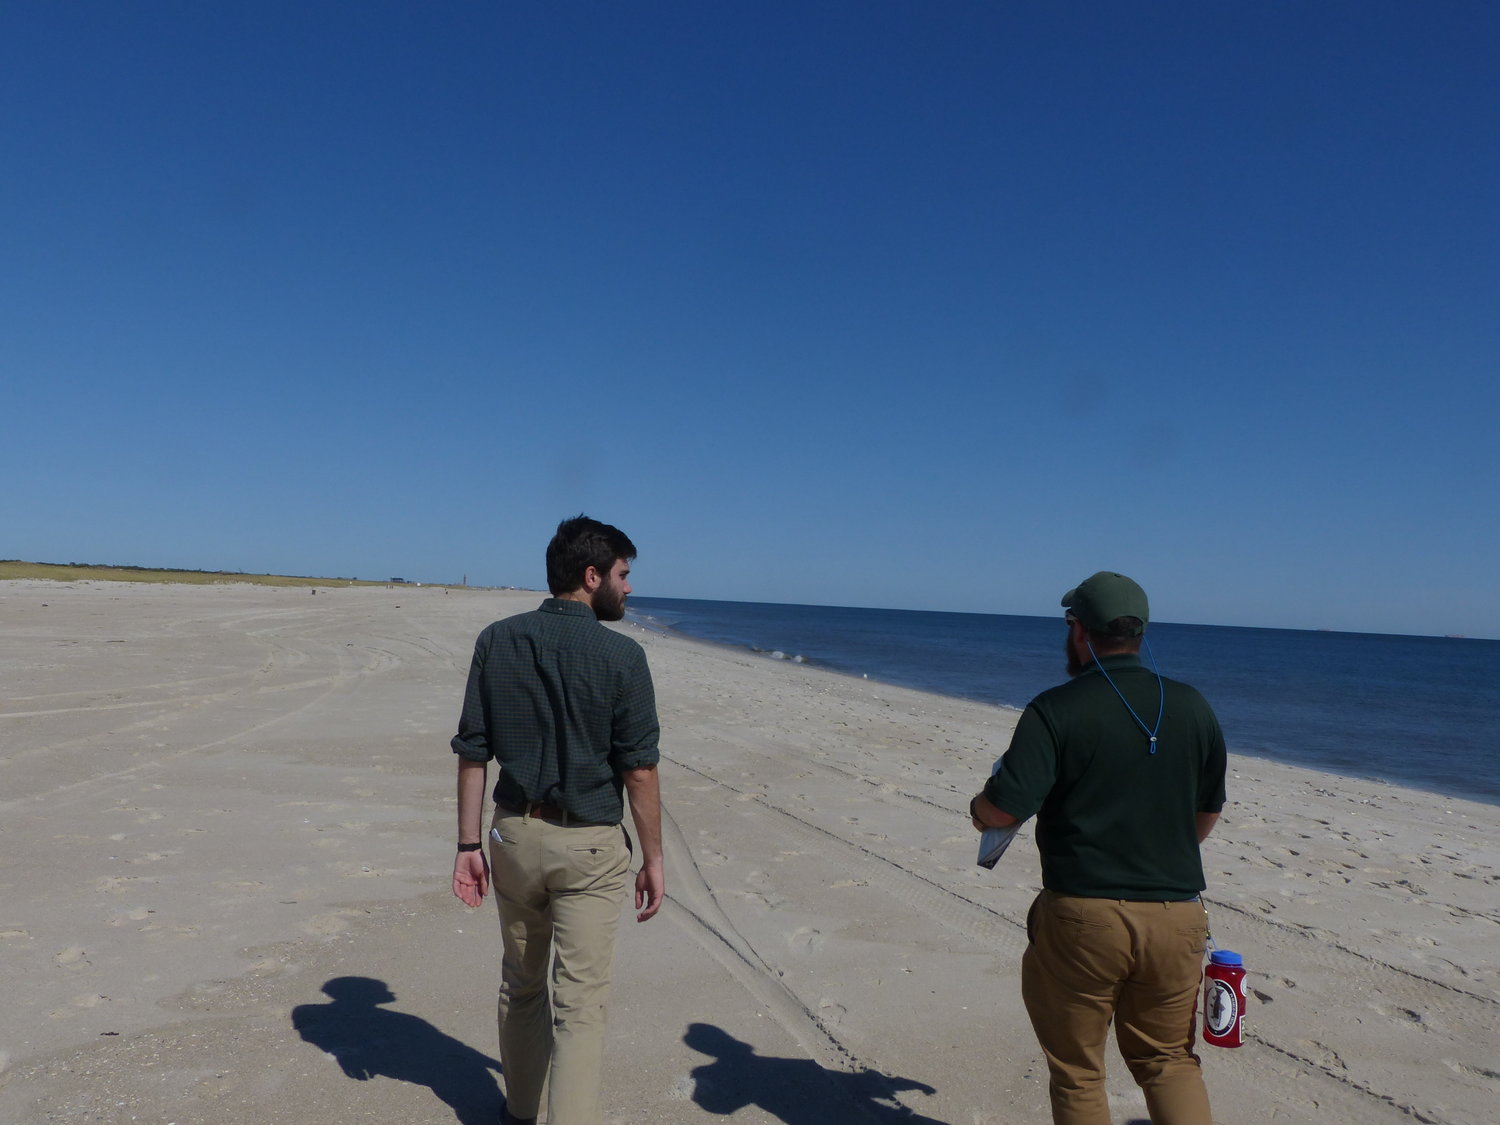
{"left": 4, "top": 2, "right": 1497, "bottom": 638}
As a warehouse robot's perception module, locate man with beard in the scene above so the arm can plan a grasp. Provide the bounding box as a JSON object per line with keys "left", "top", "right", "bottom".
{"left": 451, "top": 515, "right": 664, "bottom": 1125}
{"left": 969, "top": 572, "right": 1226, "bottom": 1125}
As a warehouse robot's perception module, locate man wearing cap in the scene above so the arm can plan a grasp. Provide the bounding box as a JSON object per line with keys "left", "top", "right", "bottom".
{"left": 450, "top": 515, "right": 665, "bottom": 1125}
{"left": 969, "top": 572, "right": 1226, "bottom": 1125}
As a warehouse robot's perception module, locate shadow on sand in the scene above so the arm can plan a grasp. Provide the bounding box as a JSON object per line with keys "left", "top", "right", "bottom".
{"left": 685, "top": 1022, "right": 947, "bottom": 1124}
{"left": 291, "top": 976, "right": 503, "bottom": 1125}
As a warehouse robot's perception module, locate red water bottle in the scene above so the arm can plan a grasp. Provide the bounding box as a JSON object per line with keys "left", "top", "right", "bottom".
{"left": 1202, "top": 950, "right": 1246, "bottom": 1048}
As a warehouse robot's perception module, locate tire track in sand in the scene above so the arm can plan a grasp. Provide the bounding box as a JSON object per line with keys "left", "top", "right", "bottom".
{"left": 0, "top": 639, "right": 392, "bottom": 813}
{"left": 657, "top": 802, "right": 946, "bottom": 1123}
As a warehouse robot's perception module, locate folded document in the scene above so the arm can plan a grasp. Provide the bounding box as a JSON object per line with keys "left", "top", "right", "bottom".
{"left": 977, "top": 822, "right": 1019, "bottom": 869}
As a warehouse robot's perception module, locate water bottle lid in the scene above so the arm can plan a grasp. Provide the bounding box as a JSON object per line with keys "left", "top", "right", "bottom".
{"left": 1210, "top": 949, "right": 1243, "bottom": 966}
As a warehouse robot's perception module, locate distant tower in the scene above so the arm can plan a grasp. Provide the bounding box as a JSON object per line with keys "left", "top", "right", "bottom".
{"left": 463, "top": 574, "right": 468, "bottom": 587}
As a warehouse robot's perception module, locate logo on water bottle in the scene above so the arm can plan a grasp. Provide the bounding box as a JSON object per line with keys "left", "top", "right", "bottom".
{"left": 1205, "top": 978, "right": 1239, "bottom": 1037}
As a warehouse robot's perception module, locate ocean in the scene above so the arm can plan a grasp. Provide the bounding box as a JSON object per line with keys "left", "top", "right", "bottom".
{"left": 628, "top": 596, "right": 1500, "bottom": 806}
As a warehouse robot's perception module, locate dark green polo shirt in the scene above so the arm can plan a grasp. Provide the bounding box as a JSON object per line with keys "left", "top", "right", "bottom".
{"left": 984, "top": 653, "right": 1226, "bottom": 900}
{"left": 452, "top": 598, "right": 660, "bottom": 825}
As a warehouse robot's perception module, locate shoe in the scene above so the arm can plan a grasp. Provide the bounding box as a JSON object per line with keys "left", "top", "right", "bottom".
{"left": 502, "top": 1111, "right": 537, "bottom": 1125}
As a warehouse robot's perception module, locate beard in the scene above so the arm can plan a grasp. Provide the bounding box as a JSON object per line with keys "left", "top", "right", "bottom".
{"left": 1065, "top": 634, "right": 1086, "bottom": 679}
{"left": 593, "top": 579, "right": 627, "bottom": 622}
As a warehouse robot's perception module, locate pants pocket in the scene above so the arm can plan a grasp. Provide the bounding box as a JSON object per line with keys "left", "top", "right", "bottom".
{"left": 566, "top": 839, "right": 629, "bottom": 884}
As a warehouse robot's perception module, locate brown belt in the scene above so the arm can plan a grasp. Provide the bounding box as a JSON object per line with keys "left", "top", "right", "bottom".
{"left": 496, "top": 797, "right": 607, "bottom": 825}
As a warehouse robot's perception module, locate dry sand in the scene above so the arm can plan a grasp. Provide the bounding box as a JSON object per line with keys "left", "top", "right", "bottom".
{"left": 0, "top": 580, "right": 1495, "bottom": 1125}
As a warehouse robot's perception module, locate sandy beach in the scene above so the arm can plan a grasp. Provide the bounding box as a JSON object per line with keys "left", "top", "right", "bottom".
{"left": 1, "top": 580, "right": 1495, "bottom": 1125}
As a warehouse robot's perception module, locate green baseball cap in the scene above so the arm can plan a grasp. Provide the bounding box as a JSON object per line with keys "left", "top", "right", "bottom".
{"left": 1061, "top": 571, "right": 1149, "bottom": 634}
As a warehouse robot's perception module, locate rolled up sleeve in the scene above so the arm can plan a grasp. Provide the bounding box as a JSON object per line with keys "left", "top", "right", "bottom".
{"left": 609, "top": 649, "right": 660, "bottom": 772}
{"left": 450, "top": 635, "right": 493, "bottom": 763}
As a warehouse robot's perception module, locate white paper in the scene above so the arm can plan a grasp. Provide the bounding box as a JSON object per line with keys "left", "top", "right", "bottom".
{"left": 977, "top": 822, "right": 1019, "bottom": 869}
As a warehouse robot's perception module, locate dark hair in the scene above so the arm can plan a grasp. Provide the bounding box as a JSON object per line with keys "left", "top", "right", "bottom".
{"left": 546, "top": 515, "right": 636, "bottom": 596}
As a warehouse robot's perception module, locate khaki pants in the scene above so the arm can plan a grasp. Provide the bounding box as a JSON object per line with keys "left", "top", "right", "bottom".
{"left": 490, "top": 810, "right": 631, "bottom": 1125}
{"left": 1021, "top": 891, "right": 1211, "bottom": 1125}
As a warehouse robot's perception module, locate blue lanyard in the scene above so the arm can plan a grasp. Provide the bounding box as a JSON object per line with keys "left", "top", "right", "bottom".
{"left": 1086, "top": 638, "right": 1165, "bottom": 754}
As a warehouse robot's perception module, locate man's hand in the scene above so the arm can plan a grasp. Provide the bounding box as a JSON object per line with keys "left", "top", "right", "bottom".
{"left": 452, "top": 848, "right": 490, "bottom": 907}
{"left": 635, "top": 857, "right": 665, "bottom": 922}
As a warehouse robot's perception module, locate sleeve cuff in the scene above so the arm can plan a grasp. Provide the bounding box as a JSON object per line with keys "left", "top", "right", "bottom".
{"left": 451, "top": 737, "right": 492, "bottom": 762}
{"left": 613, "top": 747, "right": 660, "bottom": 771}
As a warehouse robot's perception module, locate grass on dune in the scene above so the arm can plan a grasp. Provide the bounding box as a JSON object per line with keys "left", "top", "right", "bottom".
{"left": 0, "top": 560, "right": 383, "bottom": 588}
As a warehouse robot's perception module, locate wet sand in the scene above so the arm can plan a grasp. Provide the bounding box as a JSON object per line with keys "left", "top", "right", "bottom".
{"left": 1, "top": 580, "right": 1495, "bottom": 1124}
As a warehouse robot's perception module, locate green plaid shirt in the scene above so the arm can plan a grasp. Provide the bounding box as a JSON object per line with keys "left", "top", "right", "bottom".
{"left": 452, "top": 598, "right": 660, "bottom": 825}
